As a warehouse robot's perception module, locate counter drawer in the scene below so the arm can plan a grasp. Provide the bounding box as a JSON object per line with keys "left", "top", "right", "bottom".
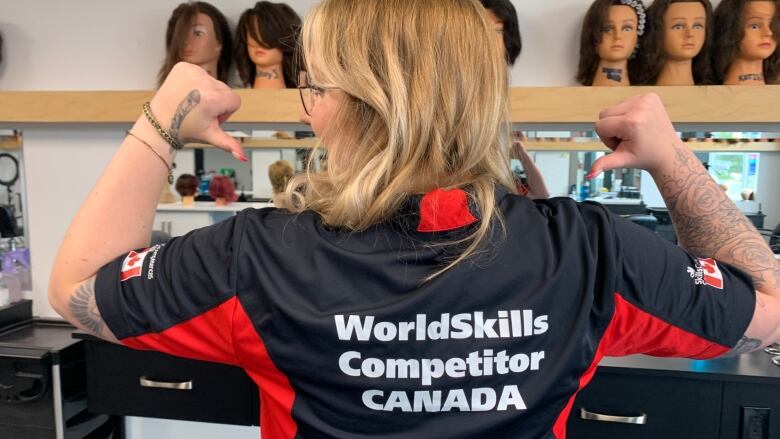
{"left": 567, "top": 372, "right": 722, "bottom": 439}
{"left": 83, "top": 340, "right": 259, "bottom": 426}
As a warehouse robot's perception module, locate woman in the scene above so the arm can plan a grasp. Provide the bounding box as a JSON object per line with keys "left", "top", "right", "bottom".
{"left": 50, "top": 0, "right": 779, "bottom": 438}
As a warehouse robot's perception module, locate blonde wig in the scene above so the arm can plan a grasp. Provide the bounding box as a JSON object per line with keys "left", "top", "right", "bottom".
{"left": 287, "top": 0, "right": 517, "bottom": 276}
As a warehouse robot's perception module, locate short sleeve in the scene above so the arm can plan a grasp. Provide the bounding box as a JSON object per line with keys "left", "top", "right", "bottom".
{"left": 599, "top": 211, "right": 756, "bottom": 359}
{"left": 94, "top": 213, "right": 246, "bottom": 366}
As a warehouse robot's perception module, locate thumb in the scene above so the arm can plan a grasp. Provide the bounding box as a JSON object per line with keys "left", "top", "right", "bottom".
{"left": 587, "top": 150, "right": 633, "bottom": 179}
{"left": 204, "top": 126, "right": 247, "bottom": 162}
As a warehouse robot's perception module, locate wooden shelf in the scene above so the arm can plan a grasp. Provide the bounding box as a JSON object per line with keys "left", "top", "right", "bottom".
{"left": 0, "top": 86, "right": 779, "bottom": 124}
{"left": 524, "top": 140, "right": 780, "bottom": 152}
{"left": 190, "top": 138, "right": 779, "bottom": 152}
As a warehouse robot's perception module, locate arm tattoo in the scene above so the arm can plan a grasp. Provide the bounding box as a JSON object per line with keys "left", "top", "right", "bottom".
{"left": 724, "top": 335, "right": 763, "bottom": 357}
{"left": 168, "top": 89, "right": 201, "bottom": 147}
{"left": 659, "top": 143, "right": 780, "bottom": 292}
{"left": 68, "top": 276, "right": 118, "bottom": 342}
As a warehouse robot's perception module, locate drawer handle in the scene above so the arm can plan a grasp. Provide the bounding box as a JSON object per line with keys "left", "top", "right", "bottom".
{"left": 139, "top": 376, "right": 193, "bottom": 391}
{"left": 580, "top": 408, "right": 647, "bottom": 425}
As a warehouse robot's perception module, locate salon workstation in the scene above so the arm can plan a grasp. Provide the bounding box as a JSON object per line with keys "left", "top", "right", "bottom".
{"left": 0, "top": 0, "right": 780, "bottom": 438}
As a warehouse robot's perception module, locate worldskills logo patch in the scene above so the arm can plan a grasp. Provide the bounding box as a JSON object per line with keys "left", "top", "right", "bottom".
{"left": 120, "top": 247, "right": 156, "bottom": 282}
{"left": 687, "top": 258, "right": 724, "bottom": 290}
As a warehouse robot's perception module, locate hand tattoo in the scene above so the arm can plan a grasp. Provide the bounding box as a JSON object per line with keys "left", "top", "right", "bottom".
{"left": 68, "top": 276, "right": 118, "bottom": 342}
{"left": 169, "top": 90, "right": 201, "bottom": 147}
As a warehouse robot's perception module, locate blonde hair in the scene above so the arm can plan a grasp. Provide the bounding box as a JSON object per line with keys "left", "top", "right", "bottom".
{"left": 286, "top": 0, "right": 516, "bottom": 276}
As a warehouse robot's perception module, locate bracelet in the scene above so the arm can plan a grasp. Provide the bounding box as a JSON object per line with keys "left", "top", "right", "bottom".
{"left": 127, "top": 131, "right": 175, "bottom": 184}
{"left": 142, "top": 102, "right": 183, "bottom": 151}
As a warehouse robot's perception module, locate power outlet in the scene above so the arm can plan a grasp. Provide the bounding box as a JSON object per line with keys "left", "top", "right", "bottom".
{"left": 741, "top": 406, "right": 770, "bottom": 439}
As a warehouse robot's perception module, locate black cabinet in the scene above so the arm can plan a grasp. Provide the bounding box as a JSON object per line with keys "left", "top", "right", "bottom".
{"left": 81, "top": 340, "right": 259, "bottom": 426}
{"left": 0, "top": 301, "right": 120, "bottom": 439}
{"left": 568, "top": 374, "right": 722, "bottom": 439}
{"left": 567, "top": 352, "right": 780, "bottom": 439}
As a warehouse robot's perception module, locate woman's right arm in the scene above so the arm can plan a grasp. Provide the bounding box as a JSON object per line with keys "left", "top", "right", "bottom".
{"left": 590, "top": 94, "right": 780, "bottom": 354}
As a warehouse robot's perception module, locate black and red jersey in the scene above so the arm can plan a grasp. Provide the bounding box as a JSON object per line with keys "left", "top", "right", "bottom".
{"left": 95, "top": 188, "right": 755, "bottom": 439}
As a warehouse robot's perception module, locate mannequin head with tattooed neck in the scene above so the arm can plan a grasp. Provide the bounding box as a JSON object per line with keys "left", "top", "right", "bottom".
{"left": 235, "top": 1, "right": 302, "bottom": 89}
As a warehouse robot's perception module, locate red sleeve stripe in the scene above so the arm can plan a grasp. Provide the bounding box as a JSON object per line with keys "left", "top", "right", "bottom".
{"left": 122, "top": 296, "right": 239, "bottom": 366}
{"left": 233, "top": 299, "right": 298, "bottom": 439}
{"left": 551, "top": 292, "right": 730, "bottom": 438}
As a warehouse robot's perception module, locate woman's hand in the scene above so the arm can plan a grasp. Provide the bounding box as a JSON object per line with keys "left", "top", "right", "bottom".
{"left": 589, "top": 94, "right": 680, "bottom": 178}
{"left": 149, "top": 62, "right": 245, "bottom": 160}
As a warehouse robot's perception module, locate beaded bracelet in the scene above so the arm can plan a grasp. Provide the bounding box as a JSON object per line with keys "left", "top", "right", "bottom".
{"left": 142, "top": 102, "right": 183, "bottom": 151}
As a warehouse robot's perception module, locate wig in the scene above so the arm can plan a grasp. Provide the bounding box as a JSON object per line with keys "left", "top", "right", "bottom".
{"left": 158, "top": 2, "right": 233, "bottom": 86}
{"left": 268, "top": 160, "right": 294, "bottom": 194}
{"left": 634, "top": 0, "right": 714, "bottom": 85}
{"left": 713, "top": 0, "right": 780, "bottom": 84}
{"left": 208, "top": 175, "right": 238, "bottom": 203}
{"left": 175, "top": 174, "right": 200, "bottom": 197}
{"left": 577, "top": 0, "right": 647, "bottom": 86}
{"left": 235, "top": 1, "right": 302, "bottom": 88}
{"left": 480, "top": 0, "right": 523, "bottom": 65}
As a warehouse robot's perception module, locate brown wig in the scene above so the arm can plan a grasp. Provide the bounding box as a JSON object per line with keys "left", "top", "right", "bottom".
{"left": 175, "top": 174, "right": 200, "bottom": 197}
{"left": 634, "top": 0, "right": 714, "bottom": 85}
{"left": 235, "top": 2, "right": 302, "bottom": 88}
{"left": 577, "top": 0, "right": 646, "bottom": 86}
{"left": 713, "top": 0, "right": 780, "bottom": 84}
{"left": 480, "top": 0, "right": 523, "bottom": 65}
{"left": 158, "top": 2, "right": 233, "bottom": 86}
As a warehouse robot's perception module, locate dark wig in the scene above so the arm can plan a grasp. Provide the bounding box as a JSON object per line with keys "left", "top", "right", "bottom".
{"left": 235, "top": 1, "right": 302, "bottom": 88}
{"left": 158, "top": 2, "right": 233, "bottom": 86}
{"left": 480, "top": 0, "right": 523, "bottom": 65}
{"left": 713, "top": 0, "right": 780, "bottom": 84}
{"left": 577, "top": 0, "right": 645, "bottom": 86}
{"left": 175, "top": 174, "right": 200, "bottom": 197}
{"left": 634, "top": 0, "right": 714, "bottom": 85}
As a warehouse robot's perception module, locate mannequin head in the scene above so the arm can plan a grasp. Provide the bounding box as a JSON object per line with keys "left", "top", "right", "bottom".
{"left": 636, "top": 0, "right": 714, "bottom": 84}
{"left": 480, "top": 0, "right": 523, "bottom": 65}
{"left": 235, "top": 1, "right": 302, "bottom": 88}
{"left": 158, "top": 2, "right": 232, "bottom": 86}
{"left": 577, "top": 0, "right": 646, "bottom": 86}
{"left": 713, "top": 0, "right": 780, "bottom": 83}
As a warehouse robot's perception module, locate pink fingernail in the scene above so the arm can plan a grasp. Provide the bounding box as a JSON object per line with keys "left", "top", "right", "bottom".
{"left": 586, "top": 172, "right": 597, "bottom": 180}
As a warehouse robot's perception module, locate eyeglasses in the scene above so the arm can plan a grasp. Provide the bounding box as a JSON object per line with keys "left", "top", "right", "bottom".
{"left": 297, "top": 71, "right": 339, "bottom": 116}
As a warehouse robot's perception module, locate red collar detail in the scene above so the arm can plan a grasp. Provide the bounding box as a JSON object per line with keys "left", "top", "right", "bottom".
{"left": 417, "top": 188, "right": 478, "bottom": 233}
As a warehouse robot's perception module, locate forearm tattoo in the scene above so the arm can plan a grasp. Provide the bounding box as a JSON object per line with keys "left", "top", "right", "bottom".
{"left": 168, "top": 89, "right": 201, "bottom": 148}
{"left": 724, "top": 335, "right": 763, "bottom": 357}
{"left": 68, "top": 276, "right": 117, "bottom": 342}
{"left": 659, "top": 144, "right": 780, "bottom": 292}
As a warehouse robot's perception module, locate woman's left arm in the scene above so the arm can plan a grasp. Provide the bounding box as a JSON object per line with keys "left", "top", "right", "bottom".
{"left": 48, "top": 63, "right": 244, "bottom": 341}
